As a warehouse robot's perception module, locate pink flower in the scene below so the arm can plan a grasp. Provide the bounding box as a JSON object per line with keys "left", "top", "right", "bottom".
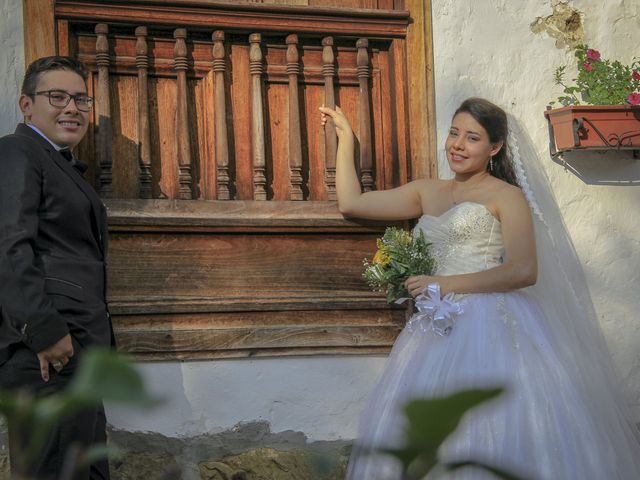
{"left": 633, "top": 70, "right": 640, "bottom": 81}
{"left": 627, "top": 93, "right": 640, "bottom": 105}
{"left": 582, "top": 61, "right": 594, "bottom": 72}
{"left": 586, "top": 49, "right": 601, "bottom": 61}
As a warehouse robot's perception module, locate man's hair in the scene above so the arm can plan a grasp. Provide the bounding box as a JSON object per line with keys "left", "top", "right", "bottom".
{"left": 21, "top": 56, "right": 88, "bottom": 97}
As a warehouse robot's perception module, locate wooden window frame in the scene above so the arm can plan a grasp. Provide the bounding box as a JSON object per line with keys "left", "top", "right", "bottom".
{"left": 22, "top": 0, "right": 437, "bottom": 361}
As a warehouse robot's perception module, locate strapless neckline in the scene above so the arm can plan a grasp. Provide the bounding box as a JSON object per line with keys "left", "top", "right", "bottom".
{"left": 415, "top": 201, "right": 504, "bottom": 277}
{"left": 420, "top": 201, "right": 500, "bottom": 224}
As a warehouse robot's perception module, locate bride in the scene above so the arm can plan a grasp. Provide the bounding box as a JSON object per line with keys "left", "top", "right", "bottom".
{"left": 319, "top": 98, "right": 640, "bottom": 479}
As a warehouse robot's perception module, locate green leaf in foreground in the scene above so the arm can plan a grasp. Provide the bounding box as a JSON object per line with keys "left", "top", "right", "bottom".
{"left": 384, "top": 388, "right": 505, "bottom": 479}
{"left": 445, "top": 460, "right": 528, "bottom": 480}
{"left": 66, "top": 348, "right": 162, "bottom": 407}
{"left": 1, "top": 348, "right": 162, "bottom": 476}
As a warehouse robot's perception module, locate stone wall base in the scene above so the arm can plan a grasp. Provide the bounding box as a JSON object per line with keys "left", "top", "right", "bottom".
{"left": 108, "top": 421, "right": 350, "bottom": 480}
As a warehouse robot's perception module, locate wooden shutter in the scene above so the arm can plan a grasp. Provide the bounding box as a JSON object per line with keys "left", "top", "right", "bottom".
{"left": 23, "top": 0, "right": 436, "bottom": 360}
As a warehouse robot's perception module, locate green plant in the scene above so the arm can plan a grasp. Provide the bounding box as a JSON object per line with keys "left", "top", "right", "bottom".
{"left": 552, "top": 45, "right": 640, "bottom": 106}
{"left": 382, "top": 388, "right": 526, "bottom": 480}
{"left": 0, "top": 348, "right": 161, "bottom": 480}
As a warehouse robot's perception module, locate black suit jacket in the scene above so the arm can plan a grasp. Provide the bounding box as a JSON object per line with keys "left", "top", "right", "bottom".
{"left": 0, "top": 124, "right": 113, "bottom": 366}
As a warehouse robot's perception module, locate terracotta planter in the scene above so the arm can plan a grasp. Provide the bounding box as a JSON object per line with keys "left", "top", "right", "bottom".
{"left": 544, "top": 105, "right": 640, "bottom": 155}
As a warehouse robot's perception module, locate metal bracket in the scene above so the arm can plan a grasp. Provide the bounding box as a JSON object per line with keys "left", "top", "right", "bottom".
{"left": 572, "top": 117, "right": 585, "bottom": 147}
{"left": 547, "top": 117, "right": 559, "bottom": 157}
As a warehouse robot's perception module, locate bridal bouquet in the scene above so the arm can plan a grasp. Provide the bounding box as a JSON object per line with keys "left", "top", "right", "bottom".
{"left": 363, "top": 227, "right": 436, "bottom": 303}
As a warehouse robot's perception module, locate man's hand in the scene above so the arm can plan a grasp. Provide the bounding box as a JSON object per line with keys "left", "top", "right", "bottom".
{"left": 37, "top": 334, "right": 74, "bottom": 382}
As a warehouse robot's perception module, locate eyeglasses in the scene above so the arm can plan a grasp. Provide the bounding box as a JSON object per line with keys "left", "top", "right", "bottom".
{"left": 33, "top": 90, "right": 94, "bottom": 112}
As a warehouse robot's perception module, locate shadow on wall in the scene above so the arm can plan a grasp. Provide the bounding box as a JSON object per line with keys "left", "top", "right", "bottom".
{"left": 549, "top": 150, "right": 640, "bottom": 186}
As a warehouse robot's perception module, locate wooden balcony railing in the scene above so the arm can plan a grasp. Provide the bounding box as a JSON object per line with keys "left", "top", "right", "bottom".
{"left": 55, "top": 1, "right": 412, "bottom": 203}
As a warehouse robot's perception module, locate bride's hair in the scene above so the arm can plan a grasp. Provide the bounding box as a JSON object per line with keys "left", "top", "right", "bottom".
{"left": 454, "top": 97, "right": 520, "bottom": 187}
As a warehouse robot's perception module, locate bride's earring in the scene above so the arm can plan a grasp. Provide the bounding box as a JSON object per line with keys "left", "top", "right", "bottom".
{"left": 489, "top": 156, "right": 494, "bottom": 172}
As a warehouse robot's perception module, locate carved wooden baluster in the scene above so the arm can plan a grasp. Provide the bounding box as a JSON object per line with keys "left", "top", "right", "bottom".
{"left": 212, "top": 31, "right": 231, "bottom": 200}
{"left": 135, "top": 26, "right": 152, "bottom": 199}
{"left": 322, "top": 36, "right": 337, "bottom": 200}
{"left": 174, "top": 28, "right": 193, "bottom": 200}
{"left": 357, "top": 38, "right": 374, "bottom": 192}
{"left": 286, "top": 34, "right": 303, "bottom": 201}
{"left": 95, "top": 24, "right": 113, "bottom": 198}
{"left": 249, "top": 33, "right": 267, "bottom": 201}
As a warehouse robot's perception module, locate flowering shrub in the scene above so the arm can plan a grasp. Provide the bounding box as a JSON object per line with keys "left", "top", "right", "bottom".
{"left": 552, "top": 45, "right": 640, "bottom": 106}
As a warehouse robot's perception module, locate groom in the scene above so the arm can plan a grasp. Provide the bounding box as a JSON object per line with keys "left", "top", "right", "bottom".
{"left": 0, "top": 56, "right": 113, "bottom": 479}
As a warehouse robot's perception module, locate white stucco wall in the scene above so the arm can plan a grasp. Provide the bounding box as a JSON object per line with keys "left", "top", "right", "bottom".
{"left": 0, "top": 0, "right": 638, "bottom": 442}
{"left": 431, "top": 0, "right": 640, "bottom": 416}
{"left": 108, "top": 356, "right": 386, "bottom": 441}
{"left": 0, "top": 0, "right": 24, "bottom": 135}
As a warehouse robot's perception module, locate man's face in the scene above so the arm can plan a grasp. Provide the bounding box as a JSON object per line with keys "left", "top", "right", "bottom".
{"left": 19, "top": 69, "right": 89, "bottom": 148}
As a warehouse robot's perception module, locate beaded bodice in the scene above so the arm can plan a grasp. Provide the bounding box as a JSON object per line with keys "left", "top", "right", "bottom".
{"left": 414, "top": 202, "right": 504, "bottom": 276}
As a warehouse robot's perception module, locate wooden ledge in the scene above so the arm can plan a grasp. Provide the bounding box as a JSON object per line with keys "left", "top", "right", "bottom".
{"left": 112, "top": 307, "right": 405, "bottom": 360}
{"left": 105, "top": 199, "right": 397, "bottom": 232}
{"left": 108, "top": 292, "right": 399, "bottom": 315}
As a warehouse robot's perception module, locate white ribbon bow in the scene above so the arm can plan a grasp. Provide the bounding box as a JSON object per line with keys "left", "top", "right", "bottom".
{"left": 401, "top": 283, "right": 464, "bottom": 336}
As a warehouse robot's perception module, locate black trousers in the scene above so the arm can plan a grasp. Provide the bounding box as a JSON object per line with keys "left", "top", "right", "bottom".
{"left": 0, "top": 339, "right": 110, "bottom": 480}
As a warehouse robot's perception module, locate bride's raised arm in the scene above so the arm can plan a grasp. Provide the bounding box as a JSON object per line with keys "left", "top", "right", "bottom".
{"left": 319, "top": 105, "right": 426, "bottom": 221}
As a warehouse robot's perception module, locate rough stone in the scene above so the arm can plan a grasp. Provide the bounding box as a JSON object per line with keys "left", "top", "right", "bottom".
{"left": 0, "top": 455, "right": 9, "bottom": 480}
{"left": 107, "top": 422, "right": 350, "bottom": 480}
{"left": 110, "top": 451, "right": 181, "bottom": 480}
{"left": 530, "top": 1, "right": 584, "bottom": 48}
{"left": 0, "top": 417, "right": 8, "bottom": 480}
{"left": 198, "top": 447, "right": 348, "bottom": 480}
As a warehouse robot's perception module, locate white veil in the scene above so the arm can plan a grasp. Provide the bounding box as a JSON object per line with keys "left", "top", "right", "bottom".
{"left": 507, "top": 120, "right": 640, "bottom": 447}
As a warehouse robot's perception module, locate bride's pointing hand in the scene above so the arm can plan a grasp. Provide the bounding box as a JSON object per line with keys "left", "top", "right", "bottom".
{"left": 319, "top": 105, "right": 354, "bottom": 140}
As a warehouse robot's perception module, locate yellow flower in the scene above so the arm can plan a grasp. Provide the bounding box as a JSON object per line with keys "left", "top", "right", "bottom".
{"left": 373, "top": 249, "right": 391, "bottom": 266}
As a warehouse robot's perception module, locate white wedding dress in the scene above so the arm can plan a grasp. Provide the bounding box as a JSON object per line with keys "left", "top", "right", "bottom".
{"left": 346, "top": 201, "right": 640, "bottom": 480}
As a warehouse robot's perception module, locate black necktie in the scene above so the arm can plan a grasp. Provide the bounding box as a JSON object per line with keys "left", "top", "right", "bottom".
{"left": 59, "top": 147, "right": 88, "bottom": 175}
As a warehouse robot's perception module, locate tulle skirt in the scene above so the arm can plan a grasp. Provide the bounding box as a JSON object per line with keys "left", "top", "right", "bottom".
{"left": 346, "top": 291, "right": 640, "bottom": 479}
